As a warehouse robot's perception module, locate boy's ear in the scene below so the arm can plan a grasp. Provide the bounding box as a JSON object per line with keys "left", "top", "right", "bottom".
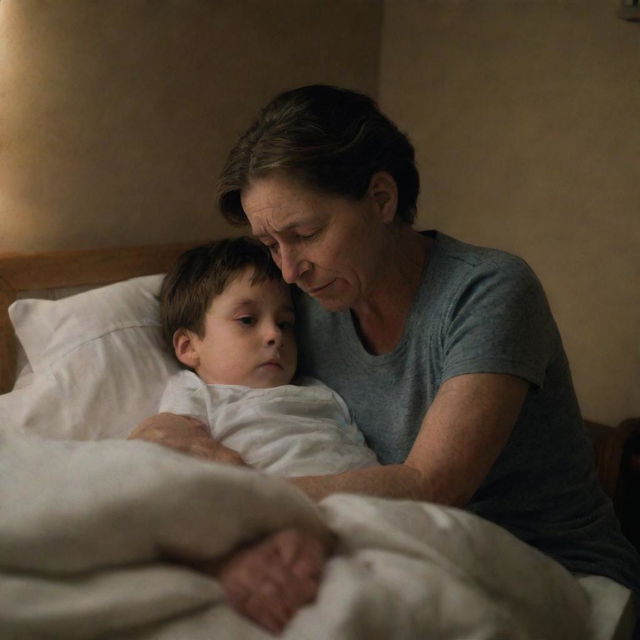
{"left": 173, "top": 329, "right": 200, "bottom": 369}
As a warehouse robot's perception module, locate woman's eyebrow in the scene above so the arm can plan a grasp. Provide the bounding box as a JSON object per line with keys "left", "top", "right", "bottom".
{"left": 255, "top": 218, "right": 319, "bottom": 236}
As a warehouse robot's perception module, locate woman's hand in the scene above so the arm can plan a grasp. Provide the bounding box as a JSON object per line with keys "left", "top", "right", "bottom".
{"left": 212, "top": 529, "right": 331, "bottom": 635}
{"left": 128, "top": 412, "right": 247, "bottom": 466}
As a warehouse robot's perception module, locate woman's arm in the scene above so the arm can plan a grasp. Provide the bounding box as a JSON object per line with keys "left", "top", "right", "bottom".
{"left": 291, "top": 372, "right": 529, "bottom": 505}
{"left": 129, "top": 372, "right": 528, "bottom": 506}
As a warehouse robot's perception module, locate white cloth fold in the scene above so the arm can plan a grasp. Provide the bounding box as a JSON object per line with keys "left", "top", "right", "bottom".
{"left": 0, "top": 433, "right": 600, "bottom": 639}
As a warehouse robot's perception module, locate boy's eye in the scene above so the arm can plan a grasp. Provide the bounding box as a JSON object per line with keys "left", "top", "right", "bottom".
{"left": 278, "top": 320, "right": 295, "bottom": 330}
{"left": 237, "top": 316, "right": 255, "bottom": 326}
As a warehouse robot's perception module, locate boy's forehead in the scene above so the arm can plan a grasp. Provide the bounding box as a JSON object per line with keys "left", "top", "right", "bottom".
{"left": 213, "top": 267, "right": 293, "bottom": 309}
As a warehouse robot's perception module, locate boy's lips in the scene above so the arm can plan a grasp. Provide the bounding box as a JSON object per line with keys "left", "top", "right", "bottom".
{"left": 261, "top": 360, "right": 283, "bottom": 369}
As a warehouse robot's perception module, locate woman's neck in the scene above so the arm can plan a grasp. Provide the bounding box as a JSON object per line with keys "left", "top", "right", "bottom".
{"left": 352, "top": 228, "right": 433, "bottom": 355}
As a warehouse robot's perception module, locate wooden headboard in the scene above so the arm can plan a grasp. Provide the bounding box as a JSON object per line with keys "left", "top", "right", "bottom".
{"left": 0, "top": 242, "right": 196, "bottom": 394}
{"left": 1, "top": 243, "right": 638, "bottom": 550}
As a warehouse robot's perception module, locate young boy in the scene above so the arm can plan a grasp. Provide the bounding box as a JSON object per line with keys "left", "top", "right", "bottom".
{"left": 156, "top": 237, "right": 378, "bottom": 476}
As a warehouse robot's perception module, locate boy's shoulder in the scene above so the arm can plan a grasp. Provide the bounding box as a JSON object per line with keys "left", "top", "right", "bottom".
{"left": 164, "top": 369, "right": 204, "bottom": 392}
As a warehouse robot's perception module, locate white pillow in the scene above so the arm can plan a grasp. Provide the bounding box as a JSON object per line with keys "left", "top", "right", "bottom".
{"left": 0, "top": 275, "right": 180, "bottom": 440}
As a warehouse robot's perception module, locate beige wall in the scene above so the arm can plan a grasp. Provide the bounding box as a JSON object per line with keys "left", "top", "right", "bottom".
{"left": 1, "top": 0, "right": 638, "bottom": 425}
{"left": 0, "top": 0, "right": 382, "bottom": 252}
{"left": 379, "top": 0, "right": 640, "bottom": 425}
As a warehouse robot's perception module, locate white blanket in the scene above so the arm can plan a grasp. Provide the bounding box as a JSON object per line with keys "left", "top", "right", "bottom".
{"left": 0, "top": 432, "right": 601, "bottom": 640}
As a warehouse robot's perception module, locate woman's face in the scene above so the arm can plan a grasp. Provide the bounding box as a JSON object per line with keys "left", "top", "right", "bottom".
{"left": 241, "top": 173, "right": 396, "bottom": 312}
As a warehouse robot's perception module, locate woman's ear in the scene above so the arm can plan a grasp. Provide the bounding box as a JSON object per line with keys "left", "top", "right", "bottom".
{"left": 368, "top": 171, "right": 398, "bottom": 224}
{"left": 173, "top": 329, "right": 200, "bottom": 369}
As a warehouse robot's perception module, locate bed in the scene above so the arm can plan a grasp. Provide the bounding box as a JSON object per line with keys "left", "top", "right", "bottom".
{"left": 0, "top": 242, "right": 638, "bottom": 639}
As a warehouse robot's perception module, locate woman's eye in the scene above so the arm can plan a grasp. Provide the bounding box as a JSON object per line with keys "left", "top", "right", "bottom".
{"left": 265, "top": 243, "right": 279, "bottom": 254}
{"left": 296, "top": 230, "right": 319, "bottom": 241}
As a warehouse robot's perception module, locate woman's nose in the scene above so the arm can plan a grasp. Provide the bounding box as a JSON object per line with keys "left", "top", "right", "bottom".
{"left": 279, "top": 246, "right": 309, "bottom": 284}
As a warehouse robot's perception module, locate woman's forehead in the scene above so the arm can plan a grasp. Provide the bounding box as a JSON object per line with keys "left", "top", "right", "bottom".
{"left": 243, "top": 175, "right": 312, "bottom": 207}
{"left": 251, "top": 216, "right": 321, "bottom": 239}
{"left": 242, "top": 177, "right": 326, "bottom": 234}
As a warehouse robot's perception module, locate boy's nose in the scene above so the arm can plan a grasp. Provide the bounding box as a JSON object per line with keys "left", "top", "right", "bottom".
{"left": 264, "top": 323, "right": 283, "bottom": 347}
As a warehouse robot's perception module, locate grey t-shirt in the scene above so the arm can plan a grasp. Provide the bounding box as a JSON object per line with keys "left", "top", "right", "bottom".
{"left": 295, "top": 231, "right": 640, "bottom": 593}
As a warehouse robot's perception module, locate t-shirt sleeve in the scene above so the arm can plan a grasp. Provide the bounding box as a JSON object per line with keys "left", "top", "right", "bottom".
{"left": 158, "top": 371, "right": 209, "bottom": 424}
{"left": 441, "top": 255, "right": 559, "bottom": 389}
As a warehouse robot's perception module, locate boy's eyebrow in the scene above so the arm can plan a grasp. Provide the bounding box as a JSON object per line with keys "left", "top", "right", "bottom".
{"left": 232, "top": 300, "right": 257, "bottom": 311}
{"left": 231, "top": 300, "right": 295, "bottom": 314}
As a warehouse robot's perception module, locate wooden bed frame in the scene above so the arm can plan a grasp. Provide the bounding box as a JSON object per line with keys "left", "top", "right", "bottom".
{"left": 0, "top": 242, "right": 196, "bottom": 394}
{"left": 1, "top": 243, "right": 638, "bottom": 550}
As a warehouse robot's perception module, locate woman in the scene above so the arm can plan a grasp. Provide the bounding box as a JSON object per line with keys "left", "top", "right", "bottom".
{"left": 133, "top": 85, "right": 639, "bottom": 634}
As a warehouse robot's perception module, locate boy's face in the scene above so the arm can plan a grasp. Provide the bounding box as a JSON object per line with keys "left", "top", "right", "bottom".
{"left": 177, "top": 268, "right": 297, "bottom": 388}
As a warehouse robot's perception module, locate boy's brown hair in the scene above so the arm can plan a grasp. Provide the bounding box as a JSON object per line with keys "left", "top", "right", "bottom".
{"left": 160, "top": 237, "right": 283, "bottom": 355}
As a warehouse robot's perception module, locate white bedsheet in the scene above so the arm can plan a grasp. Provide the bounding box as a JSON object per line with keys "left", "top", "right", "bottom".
{"left": 2, "top": 432, "right": 619, "bottom": 640}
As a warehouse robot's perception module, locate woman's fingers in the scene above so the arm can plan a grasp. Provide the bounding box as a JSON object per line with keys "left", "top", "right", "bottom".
{"left": 128, "top": 413, "right": 208, "bottom": 441}
{"left": 128, "top": 413, "right": 246, "bottom": 466}
{"left": 215, "top": 529, "right": 329, "bottom": 634}
{"left": 275, "top": 529, "right": 327, "bottom": 582}
{"left": 148, "top": 436, "right": 246, "bottom": 466}
{"left": 245, "top": 582, "right": 290, "bottom": 634}
{"left": 156, "top": 435, "right": 216, "bottom": 458}
{"left": 213, "top": 443, "right": 249, "bottom": 466}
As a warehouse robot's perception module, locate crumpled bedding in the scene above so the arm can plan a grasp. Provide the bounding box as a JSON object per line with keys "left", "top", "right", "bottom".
{"left": 0, "top": 432, "right": 602, "bottom": 639}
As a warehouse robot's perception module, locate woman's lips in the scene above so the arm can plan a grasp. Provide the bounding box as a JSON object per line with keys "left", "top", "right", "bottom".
{"left": 306, "top": 279, "right": 336, "bottom": 295}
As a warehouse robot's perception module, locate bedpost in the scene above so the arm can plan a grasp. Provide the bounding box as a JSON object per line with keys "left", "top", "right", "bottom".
{"left": 0, "top": 280, "right": 17, "bottom": 394}
{"left": 586, "top": 418, "right": 640, "bottom": 550}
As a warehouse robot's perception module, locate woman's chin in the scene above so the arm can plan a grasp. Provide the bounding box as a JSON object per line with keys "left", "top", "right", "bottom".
{"left": 307, "top": 282, "right": 353, "bottom": 312}
{"left": 318, "top": 299, "right": 350, "bottom": 313}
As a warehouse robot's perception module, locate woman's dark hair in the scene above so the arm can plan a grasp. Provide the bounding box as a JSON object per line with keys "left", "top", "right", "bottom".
{"left": 160, "top": 237, "right": 283, "bottom": 355}
{"left": 218, "top": 85, "right": 420, "bottom": 225}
